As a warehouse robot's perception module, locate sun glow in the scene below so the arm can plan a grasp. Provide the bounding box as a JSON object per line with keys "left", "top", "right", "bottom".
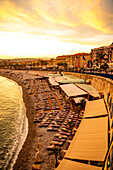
{"left": 0, "top": 31, "right": 95, "bottom": 58}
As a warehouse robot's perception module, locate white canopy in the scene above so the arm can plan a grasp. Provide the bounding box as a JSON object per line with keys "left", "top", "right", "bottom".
{"left": 76, "top": 84, "right": 100, "bottom": 98}
{"left": 48, "top": 76, "right": 59, "bottom": 86}
{"left": 56, "top": 159, "right": 102, "bottom": 170}
{"left": 54, "top": 76, "right": 65, "bottom": 82}
{"left": 84, "top": 99, "right": 108, "bottom": 118}
{"left": 65, "top": 117, "right": 108, "bottom": 161}
{"left": 60, "top": 84, "right": 87, "bottom": 97}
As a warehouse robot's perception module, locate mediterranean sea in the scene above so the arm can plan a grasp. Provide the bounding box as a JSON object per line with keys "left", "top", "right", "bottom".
{"left": 0, "top": 76, "right": 28, "bottom": 170}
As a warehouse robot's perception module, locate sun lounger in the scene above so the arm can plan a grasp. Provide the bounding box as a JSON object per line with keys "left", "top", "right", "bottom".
{"left": 50, "top": 141, "right": 58, "bottom": 145}
{"left": 60, "top": 135, "right": 68, "bottom": 139}
{"left": 39, "top": 124, "right": 48, "bottom": 127}
{"left": 57, "top": 141, "right": 63, "bottom": 146}
{"left": 47, "top": 127, "right": 58, "bottom": 131}
{"left": 59, "top": 131, "right": 70, "bottom": 136}
{"left": 46, "top": 145, "right": 55, "bottom": 150}
{"left": 59, "top": 138, "right": 66, "bottom": 143}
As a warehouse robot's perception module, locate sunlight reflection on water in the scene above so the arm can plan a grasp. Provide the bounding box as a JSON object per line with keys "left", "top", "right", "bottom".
{"left": 0, "top": 76, "right": 28, "bottom": 169}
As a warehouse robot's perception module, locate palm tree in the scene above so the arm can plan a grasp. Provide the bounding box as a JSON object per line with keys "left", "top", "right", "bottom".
{"left": 96, "top": 52, "right": 105, "bottom": 64}
{"left": 87, "top": 60, "right": 93, "bottom": 68}
{"left": 100, "top": 62, "right": 109, "bottom": 73}
{"left": 48, "top": 146, "right": 61, "bottom": 167}
{"left": 63, "top": 62, "right": 67, "bottom": 70}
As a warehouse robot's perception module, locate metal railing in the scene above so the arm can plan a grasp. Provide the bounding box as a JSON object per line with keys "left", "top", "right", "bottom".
{"left": 102, "top": 138, "right": 113, "bottom": 170}
{"left": 64, "top": 70, "right": 113, "bottom": 80}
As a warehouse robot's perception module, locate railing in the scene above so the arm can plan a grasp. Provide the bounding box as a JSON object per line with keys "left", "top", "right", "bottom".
{"left": 83, "top": 72, "right": 113, "bottom": 80}
{"left": 102, "top": 138, "right": 113, "bottom": 170}
{"left": 64, "top": 70, "right": 113, "bottom": 80}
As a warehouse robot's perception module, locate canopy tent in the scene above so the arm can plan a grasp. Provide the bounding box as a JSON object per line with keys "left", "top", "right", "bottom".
{"left": 55, "top": 75, "right": 85, "bottom": 84}
{"left": 48, "top": 76, "right": 59, "bottom": 86}
{"left": 60, "top": 84, "right": 87, "bottom": 97}
{"left": 65, "top": 117, "right": 108, "bottom": 162}
{"left": 84, "top": 99, "right": 108, "bottom": 118}
{"left": 76, "top": 84, "right": 100, "bottom": 98}
{"left": 56, "top": 159, "right": 102, "bottom": 170}
{"left": 48, "top": 74, "right": 61, "bottom": 77}
{"left": 54, "top": 76, "right": 65, "bottom": 82}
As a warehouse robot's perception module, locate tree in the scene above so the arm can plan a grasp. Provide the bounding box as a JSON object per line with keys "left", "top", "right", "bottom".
{"left": 32, "top": 62, "right": 36, "bottom": 69}
{"left": 63, "top": 62, "right": 67, "bottom": 69}
{"left": 40, "top": 60, "right": 48, "bottom": 66}
{"left": 96, "top": 52, "right": 106, "bottom": 64}
{"left": 100, "top": 62, "right": 109, "bottom": 73}
{"left": 48, "top": 146, "right": 61, "bottom": 167}
{"left": 87, "top": 60, "right": 93, "bottom": 68}
{"left": 57, "top": 62, "right": 63, "bottom": 66}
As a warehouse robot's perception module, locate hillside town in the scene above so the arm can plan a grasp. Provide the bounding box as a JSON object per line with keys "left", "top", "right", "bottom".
{"left": 0, "top": 42, "right": 113, "bottom": 72}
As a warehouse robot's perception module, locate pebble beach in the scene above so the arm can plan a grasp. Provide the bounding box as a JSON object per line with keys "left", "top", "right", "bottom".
{"left": 0, "top": 70, "right": 81, "bottom": 170}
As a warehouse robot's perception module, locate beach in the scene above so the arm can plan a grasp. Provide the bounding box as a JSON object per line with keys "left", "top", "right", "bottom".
{"left": 0, "top": 70, "right": 79, "bottom": 170}
{"left": 0, "top": 70, "right": 57, "bottom": 170}
{"left": 13, "top": 85, "right": 37, "bottom": 170}
{"left": 13, "top": 86, "right": 56, "bottom": 170}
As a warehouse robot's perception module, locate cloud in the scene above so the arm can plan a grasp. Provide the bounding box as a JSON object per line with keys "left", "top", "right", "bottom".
{"left": 0, "top": 0, "right": 113, "bottom": 34}
{"left": 0, "top": 0, "right": 113, "bottom": 58}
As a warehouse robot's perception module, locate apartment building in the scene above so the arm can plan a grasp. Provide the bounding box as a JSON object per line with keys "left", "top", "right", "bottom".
{"left": 66, "top": 53, "right": 91, "bottom": 69}
{"left": 91, "top": 42, "right": 113, "bottom": 63}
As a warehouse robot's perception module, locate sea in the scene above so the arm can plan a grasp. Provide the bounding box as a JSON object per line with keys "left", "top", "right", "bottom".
{"left": 0, "top": 76, "right": 28, "bottom": 170}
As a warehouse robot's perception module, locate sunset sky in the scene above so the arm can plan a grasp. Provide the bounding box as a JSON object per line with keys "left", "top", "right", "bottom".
{"left": 0, "top": 0, "right": 113, "bottom": 59}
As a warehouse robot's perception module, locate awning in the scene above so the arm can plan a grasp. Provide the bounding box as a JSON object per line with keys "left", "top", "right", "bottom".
{"left": 48, "top": 76, "right": 59, "bottom": 86}
{"left": 76, "top": 84, "right": 100, "bottom": 98}
{"left": 65, "top": 117, "right": 108, "bottom": 161}
{"left": 84, "top": 99, "right": 108, "bottom": 118}
{"left": 50, "top": 74, "right": 85, "bottom": 84}
{"left": 48, "top": 74, "right": 61, "bottom": 77}
{"left": 56, "top": 159, "right": 102, "bottom": 170}
{"left": 60, "top": 84, "right": 87, "bottom": 97}
{"left": 54, "top": 76, "right": 65, "bottom": 82}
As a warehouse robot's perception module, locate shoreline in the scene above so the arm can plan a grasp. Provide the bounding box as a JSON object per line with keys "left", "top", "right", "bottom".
{"left": 0, "top": 72, "right": 56, "bottom": 170}
{"left": 0, "top": 74, "right": 38, "bottom": 169}
{"left": 13, "top": 83, "right": 37, "bottom": 170}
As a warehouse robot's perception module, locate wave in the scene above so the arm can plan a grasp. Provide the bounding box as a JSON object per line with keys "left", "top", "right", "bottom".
{"left": 0, "top": 78, "right": 28, "bottom": 170}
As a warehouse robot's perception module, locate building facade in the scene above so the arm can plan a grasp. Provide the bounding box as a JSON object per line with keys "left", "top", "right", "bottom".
{"left": 91, "top": 42, "right": 113, "bottom": 63}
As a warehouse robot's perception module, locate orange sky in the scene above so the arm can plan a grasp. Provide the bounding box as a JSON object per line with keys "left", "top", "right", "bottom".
{"left": 0, "top": 0, "right": 113, "bottom": 59}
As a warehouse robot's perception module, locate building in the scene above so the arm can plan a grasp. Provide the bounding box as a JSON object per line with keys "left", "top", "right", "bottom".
{"left": 91, "top": 42, "right": 113, "bottom": 63}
